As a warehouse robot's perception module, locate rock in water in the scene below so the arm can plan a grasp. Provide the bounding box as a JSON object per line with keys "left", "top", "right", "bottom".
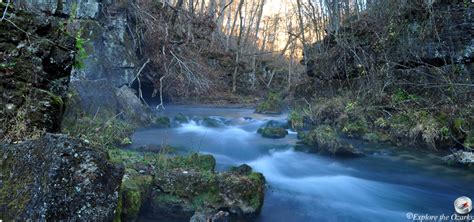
{"left": 257, "top": 127, "right": 288, "bottom": 139}
{"left": 442, "top": 151, "right": 474, "bottom": 166}
{"left": 146, "top": 154, "right": 265, "bottom": 221}
{"left": 302, "top": 125, "right": 363, "bottom": 157}
{"left": 0, "top": 134, "right": 124, "bottom": 221}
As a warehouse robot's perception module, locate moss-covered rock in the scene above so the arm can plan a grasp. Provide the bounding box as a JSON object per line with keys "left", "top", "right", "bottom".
{"left": 257, "top": 127, "right": 288, "bottom": 139}
{"left": 202, "top": 117, "right": 223, "bottom": 128}
{"left": 152, "top": 116, "right": 171, "bottom": 128}
{"left": 174, "top": 113, "right": 189, "bottom": 124}
{"left": 151, "top": 154, "right": 264, "bottom": 220}
{"left": 108, "top": 150, "right": 265, "bottom": 221}
{"left": 120, "top": 168, "right": 153, "bottom": 220}
{"left": 0, "top": 134, "right": 123, "bottom": 221}
{"left": 255, "top": 92, "right": 283, "bottom": 114}
{"left": 302, "top": 125, "right": 363, "bottom": 157}
{"left": 229, "top": 164, "right": 253, "bottom": 175}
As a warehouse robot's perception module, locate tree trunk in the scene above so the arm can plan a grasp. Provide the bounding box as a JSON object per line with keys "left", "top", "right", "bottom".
{"left": 232, "top": 0, "right": 245, "bottom": 92}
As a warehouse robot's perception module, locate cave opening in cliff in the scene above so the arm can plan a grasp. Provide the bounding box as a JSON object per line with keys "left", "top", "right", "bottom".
{"left": 129, "top": 79, "right": 167, "bottom": 107}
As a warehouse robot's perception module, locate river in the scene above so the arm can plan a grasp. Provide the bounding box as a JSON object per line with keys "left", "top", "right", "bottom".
{"left": 131, "top": 105, "right": 474, "bottom": 222}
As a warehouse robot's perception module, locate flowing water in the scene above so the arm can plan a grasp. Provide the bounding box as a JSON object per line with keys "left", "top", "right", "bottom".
{"left": 132, "top": 105, "right": 474, "bottom": 222}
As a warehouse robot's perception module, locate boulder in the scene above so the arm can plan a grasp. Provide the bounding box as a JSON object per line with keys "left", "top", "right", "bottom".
{"left": 229, "top": 164, "right": 253, "bottom": 176}
{"left": 202, "top": 117, "right": 224, "bottom": 128}
{"left": 0, "top": 134, "right": 124, "bottom": 221}
{"left": 302, "top": 125, "right": 363, "bottom": 157}
{"left": 152, "top": 116, "right": 172, "bottom": 128}
{"left": 174, "top": 113, "right": 189, "bottom": 124}
{"left": 63, "top": 79, "right": 154, "bottom": 126}
{"left": 257, "top": 127, "right": 288, "bottom": 139}
{"left": 109, "top": 150, "right": 264, "bottom": 221}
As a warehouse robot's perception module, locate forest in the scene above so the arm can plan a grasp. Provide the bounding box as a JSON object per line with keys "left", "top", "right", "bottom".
{"left": 0, "top": 0, "right": 473, "bottom": 221}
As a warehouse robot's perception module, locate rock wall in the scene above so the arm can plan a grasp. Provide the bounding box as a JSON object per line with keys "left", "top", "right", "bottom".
{"left": 16, "top": 0, "right": 154, "bottom": 124}
{"left": 0, "top": 6, "right": 125, "bottom": 221}
{"left": 16, "top": 0, "right": 100, "bottom": 18}
{"left": 0, "top": 8, "right": 75, "bottom": 141}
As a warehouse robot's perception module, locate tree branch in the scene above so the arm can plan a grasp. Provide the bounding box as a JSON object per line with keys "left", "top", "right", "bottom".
{"left": 1, "top": 0, "right": 10, "bottom": 21}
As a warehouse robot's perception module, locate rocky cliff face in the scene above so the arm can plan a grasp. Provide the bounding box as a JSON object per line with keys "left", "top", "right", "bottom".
{"left": 0, "top": 5, "right": 125, "bottom": 221}
{"left": 0, "top": 7, "right": 75, "bottom": 141}
{"left": 16, "top": 0, "right": 152, "bottom": 124}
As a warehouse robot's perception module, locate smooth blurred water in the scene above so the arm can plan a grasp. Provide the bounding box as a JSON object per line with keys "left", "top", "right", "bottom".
{"left": 132, "top": 105, "right": 474, "bottom": 222}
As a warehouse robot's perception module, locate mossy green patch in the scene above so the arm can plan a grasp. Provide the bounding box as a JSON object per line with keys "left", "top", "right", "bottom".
{"left": 288, "top": 110, "right": 304, "bottom": 130}
{"left": 174, "top": 113, "right": 189, "bottom": 123}
{"left": 153, "top": 116, "right": 171, "bottom": 128}
{"left": 342, "top": 118, "right": 368, "bottom": 138}
{"left": 153, "top": 194, "right": 182, "bottom": 205}
{"left": 464, "top": 131, "right": 474, "bottom": 149}
{"left": 202, "top": 117, "right": 221, "bottom": 128}
{"left": 63, "top": 115, "right": 136, "bottom": 150}
{"left": 256, "top": 92, "right": 282, "bottom": 114}
{"left": 191, "top": 191, "right": 221, "bottom": 210}
{"left": 158, "top": 153, "right": 216, "bottom": 172}
{"left": 257, "top": 127, "right": 288, "bottom": 139}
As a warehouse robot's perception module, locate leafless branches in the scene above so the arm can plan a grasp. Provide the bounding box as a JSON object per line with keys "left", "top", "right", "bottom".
{"left": 1, "top": 0, "right": 10, "bottom": 21}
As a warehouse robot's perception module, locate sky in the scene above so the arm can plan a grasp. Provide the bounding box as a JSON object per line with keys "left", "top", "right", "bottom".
{"left": 263, "top": 0, "right": 291, "bottom": 16}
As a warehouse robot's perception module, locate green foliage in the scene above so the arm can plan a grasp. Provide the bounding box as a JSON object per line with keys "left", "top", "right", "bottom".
{"left": 391, "top": 88, "right": 417, "bottom": 103}
{"left": 0, "top": 62, "right": 16, "bottom": 69}
{"left": 344, "top": 101, "right": 358, "bottom": 113}
{"left": 464, "top": 131, "right": 474, "bottom": 149}
{"left": 174, "top": 113, "right": 189, "bottom": 124}
{"left": 153, "top": 116, "right": 171, "bottom": 128}
{"left": 191, "top": 191, "right": 220, "bottom": 210}
{"left": 342, "top": 118, "right": 368, "bottom": 138}
{"left": 256, "top": 91, "right": 282, "bottom": 114}
{"left": 288, "top": 110, "right": 304, "bottom": 130}
{"left": 248, "top": 172, "right": 265, "bottom": 209}
{"left": 62, "top": 115, "right": 136, "bottom": 150}
{"left": 73, "top": 29, "right": 88, "bottom": 69}
{"left": 156, "top": 153, "right": 216, "bottom": 172}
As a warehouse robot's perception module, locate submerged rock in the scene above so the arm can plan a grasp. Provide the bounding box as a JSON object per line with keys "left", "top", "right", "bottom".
{"left": 301, "top": 125, "right": 363, "bottom": 157}
{"left": 442, "top": 151, "right": 474, "bottom": 166}
{"left": 0, "top": 134, "right": 124, "bottom": 221}
{"left": 202, "top": 117, "right": 224, "bottom": 128}
{"left": 152, "top": 116, "right": 172, "bottom": 128}
{"left": 257, "top": 127, "right": 288, "bottom": 139}
{"left": 174, "top": 113, "right": 189, "bottom": 124}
